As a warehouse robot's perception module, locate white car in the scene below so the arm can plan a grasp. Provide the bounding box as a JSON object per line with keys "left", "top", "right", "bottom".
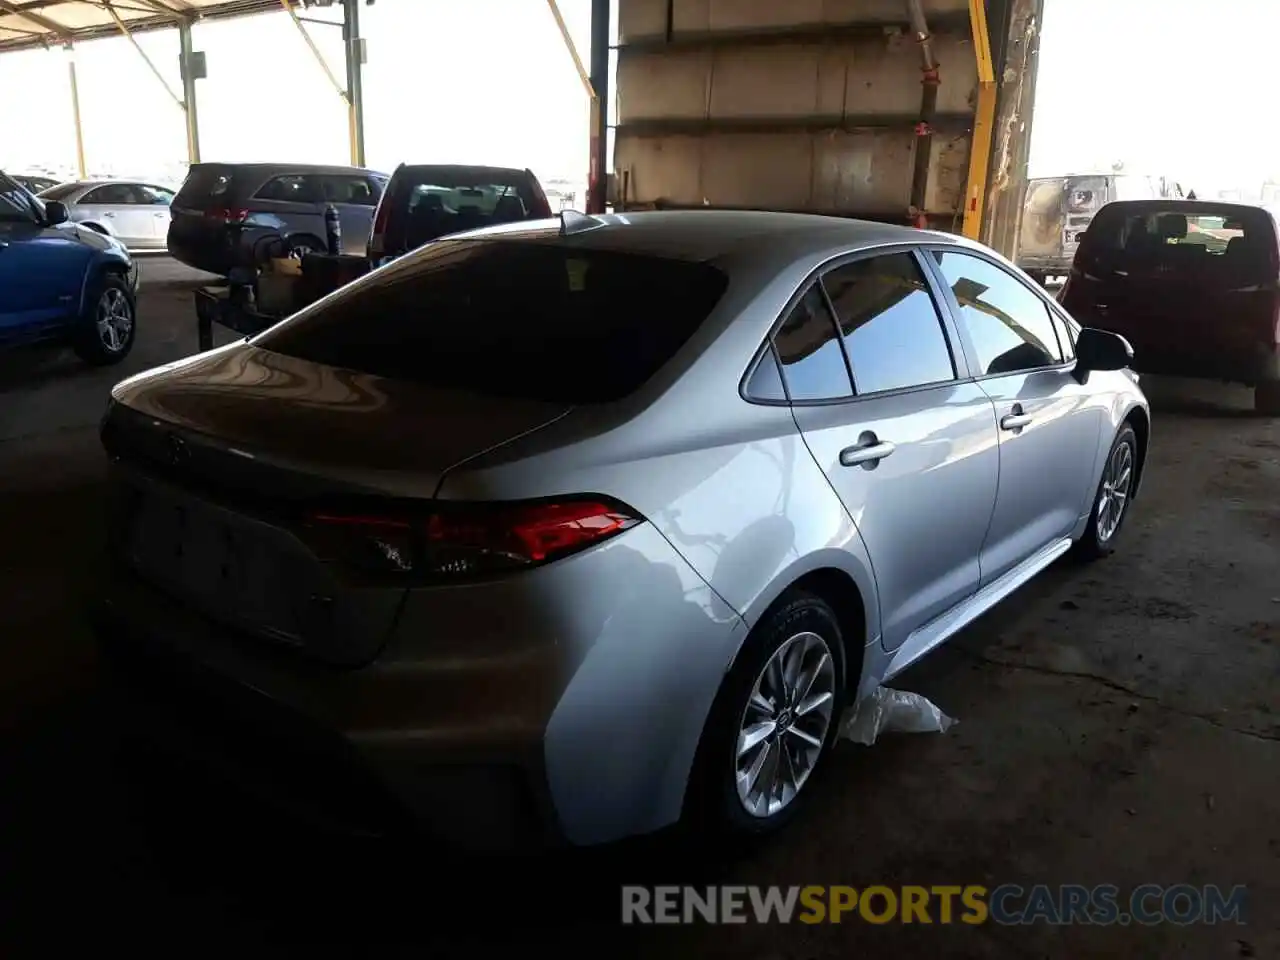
{"left": 37, "top": 179, "right": 174, "bottom": 251}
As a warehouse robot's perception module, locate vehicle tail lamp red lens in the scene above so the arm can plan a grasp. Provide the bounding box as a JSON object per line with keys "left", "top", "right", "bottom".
{"left": 207, "top": 207, "right": 248, "bottom": 224}
{"left": 305, "top": 499, "right": 642, "bottom": 578}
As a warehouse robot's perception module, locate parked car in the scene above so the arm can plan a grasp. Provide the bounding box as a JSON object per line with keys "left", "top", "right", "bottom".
{"left": 167, "top": 162, "right": 389, "bottom": 275}
{"left": 13, "top": 173, "right": 61, "bottom": 195}
{"left": 36, "top": 179, "right": 175, "bottom": 252}
{"left": 368, "top": 164, "right": 553, "bottom": 264}
{"left": 95, "top": 211, "right": 1147, "bottom": 847}
{"left": 1018, "top": 173, "right": 1185, "bottom": 285}
{"left": 0, "top": 171, "right": 139, "bottom": 364}
{"left": 1060, "top": 199, "right": 1280, "bottom": 414}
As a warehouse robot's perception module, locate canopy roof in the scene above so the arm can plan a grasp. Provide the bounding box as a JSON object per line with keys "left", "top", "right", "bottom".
{"left": 0, "top": 0, "right": 285, "bottom": 52}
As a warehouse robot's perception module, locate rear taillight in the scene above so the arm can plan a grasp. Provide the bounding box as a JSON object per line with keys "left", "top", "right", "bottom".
{"left": 206, "top": 206, "right": 248, "bottom": 224}
{"left": 304, "top": 498, "right": 642, "bottom": 579}
{"left": 369, "top": 198, "right": 390, "bottom": 254}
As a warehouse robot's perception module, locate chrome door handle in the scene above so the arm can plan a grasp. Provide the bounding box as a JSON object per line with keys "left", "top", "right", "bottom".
{"left": 1001, "top": 413, "right": 1033, "bottom": 430}
{"left": 102, "top": 212, "right": 115, "bottom": 218}
{"left": 840, "top": 440, "right": 896, "bottom": 467}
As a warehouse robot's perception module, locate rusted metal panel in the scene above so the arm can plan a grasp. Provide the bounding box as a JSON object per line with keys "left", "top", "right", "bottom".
{"left": 619, "top": 0, "right": 972, "bottom": 42}
{"left": 615, "top": 128, "right": 967, "bottom": 216}
{"left": 618, "top": 34, "right": 978, "bottom": 127}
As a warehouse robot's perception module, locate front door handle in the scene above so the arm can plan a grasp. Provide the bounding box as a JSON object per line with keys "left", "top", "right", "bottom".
{"left": 1001, "top": 413, "right": 1033, "bottom": 431}
{"left": 840, "top": 438, "right": 896, "bottom": 467}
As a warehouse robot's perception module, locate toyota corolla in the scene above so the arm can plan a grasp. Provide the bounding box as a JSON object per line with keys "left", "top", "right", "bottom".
{"left": 95, "top": 211, "right": 1149, "bottom": 848}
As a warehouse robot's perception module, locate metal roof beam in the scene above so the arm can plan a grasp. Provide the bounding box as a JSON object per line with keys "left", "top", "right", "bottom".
{"left": 0, "top": 0, "right": 72, "bottom": 41}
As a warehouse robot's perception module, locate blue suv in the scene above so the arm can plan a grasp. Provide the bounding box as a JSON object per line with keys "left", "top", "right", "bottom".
{"left": 1, "top": 170, "right": 139, "bottom": 365}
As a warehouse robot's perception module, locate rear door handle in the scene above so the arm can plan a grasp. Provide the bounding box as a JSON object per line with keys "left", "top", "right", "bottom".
{"left": 840, "top": 440, "right": 896, "bottom": 467}
{"left": 1001, "top": 413, "right": 1033, "bottom": 430}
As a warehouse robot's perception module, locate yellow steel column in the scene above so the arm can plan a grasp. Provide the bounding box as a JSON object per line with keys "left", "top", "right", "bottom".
{"left": 66, "top": 45, "right": 87, "bottom": 179}
{"left": 962, "top": 0, "right": 997, "bottom": 240}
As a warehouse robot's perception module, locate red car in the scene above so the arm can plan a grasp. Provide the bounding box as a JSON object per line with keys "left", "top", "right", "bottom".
{"left": 1061, "top": 200, "right": 1280, "bottom": 413}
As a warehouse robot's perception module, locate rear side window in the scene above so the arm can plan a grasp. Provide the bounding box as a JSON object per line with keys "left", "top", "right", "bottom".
{"left": 82, "top": 183, "right": 143, "bottom": 204}
{"left": 772, "top": 287, "right": 853, "bottom": 401}
{"left": 822, "top": 253, "right": 956, "bottom": 395}
{"left": 933, "top": 251, "right": 1064, "bottom": 376}
{"left": 319, "top": 174, "right": 378, "bottom": 206}
{"left": 254, "top": 240, "right": 728, "bottom": 404}
{"left": 254, "top": 175, "right": 317, "bottom": 203}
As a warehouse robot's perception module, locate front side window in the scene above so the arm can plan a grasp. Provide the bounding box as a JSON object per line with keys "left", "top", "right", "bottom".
{"left": 932, "top": 251, "right": 1064, "bottom": 376}
{"left": 0, "top": 176, "right": 36, "bottom": 222}
{"left": 822, "top": 252, "right": 956, "bottom": 395}
{"left": 138, "top": 185, "right": 174, "bottom": 205}
{"left": 771, "top": 287, "right": 853, "bottom": 401}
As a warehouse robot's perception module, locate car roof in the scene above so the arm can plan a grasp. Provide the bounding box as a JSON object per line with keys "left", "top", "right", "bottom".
{"left": 447, "top": 209, "right": 971, "bottom": 267}
{"left": 394, "top": 164, "right": 532, "bottom": 178}
{"left": 189, "top": 162, "right": 382, "bottom": 175}
{"left": 1098, "top": 199, "right": 1270, "bottom": 216}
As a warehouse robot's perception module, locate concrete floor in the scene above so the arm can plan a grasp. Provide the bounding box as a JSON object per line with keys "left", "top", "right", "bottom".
{"left": 0, "top": 261, "right": 1277, "bottom": 956}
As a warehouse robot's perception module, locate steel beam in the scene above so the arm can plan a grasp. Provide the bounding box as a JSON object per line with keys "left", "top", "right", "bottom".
{"left": 342, "top": 0, "right": 364, "bottom": 167}
{"left": 105, "top": 2, "right": 184, "bottom": 107}
{"left": 178, "top": 18, "right": 200, "bottom": 163}
{"left": 65, "top": 45, "right": 86, "bottom": 177}
{"left": 587, "top": 0, "right": 610, "bottom": 214}
{"left": 961, "top": 0, "right": 997, "bottom": 240}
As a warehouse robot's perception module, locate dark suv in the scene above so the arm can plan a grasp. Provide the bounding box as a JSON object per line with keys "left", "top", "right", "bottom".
{"left": 367, "top": 164, "right": 552, "bottom": 264}
{"left": 167, "top": 162, "right": 389, "bottom": 275}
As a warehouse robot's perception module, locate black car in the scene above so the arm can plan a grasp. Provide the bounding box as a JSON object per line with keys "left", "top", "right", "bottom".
{"left": 367, "top": 164, "right": 553, "bottom": 264}
{"left": 13, "top": 174, "right": 61, "bottom": 195}
{"left": 166, "top": 162, "right": 389, "bottom": 276}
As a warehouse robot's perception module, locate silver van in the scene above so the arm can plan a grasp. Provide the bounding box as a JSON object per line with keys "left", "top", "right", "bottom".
{"left": 1018, "top": 173, "right": 1185, "bottom": 284}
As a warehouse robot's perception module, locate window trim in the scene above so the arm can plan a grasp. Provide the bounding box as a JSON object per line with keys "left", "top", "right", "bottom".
{"left": 739, "top": 242, "right": 972, "bottom": 407}
{"left": 921, "top": 244, "right": 1079, "bottom": 381}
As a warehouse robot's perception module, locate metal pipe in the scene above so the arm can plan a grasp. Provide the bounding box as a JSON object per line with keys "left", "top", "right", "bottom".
{"left": 65, "top": 45, "right": 86, "bottom": 178}
{"left": 105, "top": 2, "right": 184, "bottom": 107}
{"left": 178, "top": 19, "right": 200, "bottom": 163}
{"left": 962, "top": 0, "right": 999, "bottom": 240}
{"left": 280, "top": 0, "right": 348, "bottom": 103}
{"left": 587, "top": 0, "right": 610, "bottom": 214}
{"left": 343, "top": 0, "right": 365, "bottom": 167}
{"left": 906, "top": 0, "right": 939, "bottom": 228}
{"left": 546, "top": 0, "right": 596, "bottom": 100}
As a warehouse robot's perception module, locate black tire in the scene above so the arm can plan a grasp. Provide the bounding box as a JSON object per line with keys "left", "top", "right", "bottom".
{"left": 1073, "top": 423, "right": 1138, "bottom": 560}
{"left": 73, "top": 271, "right": 137, "bottom": 366}
{"left": 686, "top": 591, "right": 848, "bottom": 843}
{"left": 1255, "top": 381, "right": 1280, "bottom": 415}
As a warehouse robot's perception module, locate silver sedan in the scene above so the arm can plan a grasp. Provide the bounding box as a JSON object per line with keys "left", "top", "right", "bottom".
{"left": 95, "top": 211, "right": 1149, "bottom": 847}
{"left": 37, "top": 179, "right": 174, "bottom": 251}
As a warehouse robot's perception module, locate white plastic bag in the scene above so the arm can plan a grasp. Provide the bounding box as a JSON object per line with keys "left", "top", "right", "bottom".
{"left": 840, "top": 686, "right": 956, "bottom": 746}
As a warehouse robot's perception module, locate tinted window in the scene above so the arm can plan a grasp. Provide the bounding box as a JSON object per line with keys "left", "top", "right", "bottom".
{"left": 138, "top": 185, "right": 174, "bottom": 205}
{"left": 0, "top": 176, "right": 36, "bottom": 222}
{"left": 822, "top": 253, "right": 955, "bottom": 394}
{"left": 254, "top": 175, "right": 316, "bottom": 203}
{"left": 745, "top": 346, "right": 787, "bottom": 401}
{"left": 387, "top": 169, "right": 544, "bottom": 254}
{"left": 255, "top": 240, "right": 728, "bottom": 404}
{"left": 933, "top": 252, "right": 1063, "bottom": 376}
{"left": 319, "top": 174, "right": 377, "bottom": 206}
{"left": 772, "top": 287, "right": 853, "bottom": 401}
{"left": 83, "top": 183, "right": 142, "bottom": 204}
{"left": 173, "top": 165, "right": 233, "bottom": 205}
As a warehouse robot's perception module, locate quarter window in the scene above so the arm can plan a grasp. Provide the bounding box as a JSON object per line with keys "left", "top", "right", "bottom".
{"left": 932, "top": 251, "right": 1064, "bottom": 375}
{"left": 772, "top": 287, "right": 853, "bottom": 401}
{"left": 822, "top": 253, "right": 956, "bottom": 394}
{"left": 745, "top": 346, "right": 787, "bottom": 401}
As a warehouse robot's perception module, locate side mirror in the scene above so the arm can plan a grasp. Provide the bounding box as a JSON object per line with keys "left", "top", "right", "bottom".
{"left": 1074, "top": 327, "right": 1134, "bottom": 383}
{"left": 43, "top": 200, "right": 69, "bottom": 226}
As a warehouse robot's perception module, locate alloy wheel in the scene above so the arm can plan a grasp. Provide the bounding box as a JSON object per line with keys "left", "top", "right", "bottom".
{"left": 734, "top": 630, "right": 836, "bottom": 818}
{"left": 96, "top": 287, "right": 133, "bottom": 354}
{"left": 1096, "top": 439, "right": 1134, "bottom": 543}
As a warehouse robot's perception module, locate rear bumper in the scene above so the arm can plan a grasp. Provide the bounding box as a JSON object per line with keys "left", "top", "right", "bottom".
{"left": 166, "top": 231, "right": 236, "bottom": 276}
{"left": 92, "top": 520, "right": 744, "bottom": 849}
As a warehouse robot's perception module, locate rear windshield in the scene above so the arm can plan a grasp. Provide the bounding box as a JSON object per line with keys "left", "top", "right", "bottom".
{"left": 255, "top": 239, "right": 729, "bottom": 403}
{"left": 386, "top": 169, "right": 547, "bottom": 251}
{"left": 173, "top": 165, "right": 234, "bottom": 205}
{"left": 1081, "top": 205, "right": 1277, "bottom": 282}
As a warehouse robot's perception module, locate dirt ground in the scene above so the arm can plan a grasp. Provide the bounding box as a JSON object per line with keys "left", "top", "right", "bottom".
{"left": 0, "top": 263, "right": 1276, "bottom": 957}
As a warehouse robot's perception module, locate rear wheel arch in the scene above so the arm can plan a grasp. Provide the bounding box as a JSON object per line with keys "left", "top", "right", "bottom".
{"left": 1123, "top": 405, "right": 1151, "bottom": 497}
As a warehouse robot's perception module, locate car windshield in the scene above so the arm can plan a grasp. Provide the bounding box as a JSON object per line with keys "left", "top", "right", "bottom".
{"left": 255, "top": 239, "right": 729, "bottom": 403}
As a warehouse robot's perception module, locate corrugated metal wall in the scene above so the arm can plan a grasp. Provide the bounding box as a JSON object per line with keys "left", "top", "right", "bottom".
{"left": 613, "top": 0, "right": 1038, "bottom": 242}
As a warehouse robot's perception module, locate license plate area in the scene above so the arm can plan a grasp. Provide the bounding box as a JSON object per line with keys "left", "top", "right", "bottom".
{"left": 122, "top": 483, "right": 311, "bottom": 646}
